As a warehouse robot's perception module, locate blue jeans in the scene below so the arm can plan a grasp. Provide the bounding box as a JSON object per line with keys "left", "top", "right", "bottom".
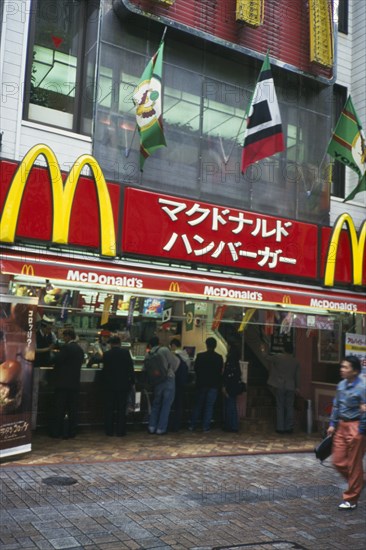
{"left": 149, "top": 376, "right": 175, "bottom": 434}
{"left": 224, "top": 395, "right": 238, "bottom": 431}
{"left": 191, "top": 387, "right": 218, "bottom": 431}
{"left": 275, "top": 388, "right": 295, "bottom": 431}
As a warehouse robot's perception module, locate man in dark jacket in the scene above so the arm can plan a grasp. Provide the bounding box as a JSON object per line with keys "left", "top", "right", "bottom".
{"left": 189, "top": 337, "right": 223, "bottom": 432}
{"left": 51, "top": 328, "right": 84, "bottom": 439}
{"left": 102, "top": 335, "right": 135, "bottom": 436}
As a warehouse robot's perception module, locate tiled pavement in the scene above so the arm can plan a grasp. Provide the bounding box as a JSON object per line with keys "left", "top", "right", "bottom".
{"left": 2, "top": 427, "right": 366, "bottom": 549}
{"left": 1, "top": 447, "right": 366, "bottom": 550}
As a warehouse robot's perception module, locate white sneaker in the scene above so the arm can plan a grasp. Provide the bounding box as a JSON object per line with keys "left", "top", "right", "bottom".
{"left": 338, "top": 501, "right": 357, "bottom": 510}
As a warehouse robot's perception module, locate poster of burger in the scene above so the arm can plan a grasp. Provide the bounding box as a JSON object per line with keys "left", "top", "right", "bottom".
{"left": 0, "top": 295, "right": 38, "bottom": 459}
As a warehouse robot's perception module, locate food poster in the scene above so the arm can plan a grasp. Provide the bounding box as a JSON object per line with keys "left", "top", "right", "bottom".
{"left": 345, "top": 333, "right": 366, "bottom": 383}
{"left": 0, "top": 295, "right": 38, "bottom": 458}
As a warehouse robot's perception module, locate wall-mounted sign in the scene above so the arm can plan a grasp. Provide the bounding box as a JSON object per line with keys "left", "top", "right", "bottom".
{"left": 0, "top": 146, "right": 364, "bottom": 289}
{"left": 122, "top": 188, "right": 366, "bottom": 287}
{"left": 1, "top": 251, "right": 365, "bottom": 314}
{"left": 0, "top": 145, "right": 120, "bottom": 256}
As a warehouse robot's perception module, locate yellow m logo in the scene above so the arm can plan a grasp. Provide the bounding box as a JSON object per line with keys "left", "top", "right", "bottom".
{"left": 21, "top": 264, "right": 35, "bottom": 276}
{"left": 168, "top": 282, "right": 180, "bottom": 292}
{"left": 324, "top": 213, "right": 365, "bottom": 287}
{"left": 0, "top": 144, "right": 116, "bottom": 256}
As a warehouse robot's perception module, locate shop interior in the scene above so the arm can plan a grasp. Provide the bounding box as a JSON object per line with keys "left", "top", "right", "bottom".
{"left": 8, "top": 277, "right": 361, "bottom": 431}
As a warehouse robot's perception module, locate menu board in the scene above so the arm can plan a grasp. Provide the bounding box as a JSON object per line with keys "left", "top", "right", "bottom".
{"left": 77, "top": 291, "right": 115, "bottom": 314}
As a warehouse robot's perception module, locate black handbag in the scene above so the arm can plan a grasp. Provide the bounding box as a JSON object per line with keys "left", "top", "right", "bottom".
{"left": 314, "top": 435, "right": 333, "bottom": 462}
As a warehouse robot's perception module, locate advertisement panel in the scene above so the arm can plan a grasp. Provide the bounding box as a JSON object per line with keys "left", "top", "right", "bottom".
{"left": 122, "top": 188, "right": 318, "bottom": 280}
{"left": 345, "top": 333, "right": 366, "bottom": 383}
{"left": 1, "top": 146, "right": 364, "bottom": 289}
{"left": 0, "top": 295, "right": 38, "bottom": 459}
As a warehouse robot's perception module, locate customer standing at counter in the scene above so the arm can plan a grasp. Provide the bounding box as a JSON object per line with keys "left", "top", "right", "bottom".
{"left": 32, "top": 316, "right": 57, "bottom": 429}
{"left": 327, "top": 355, "right": 366, "bottom": 511}
{"left": 189, "top": 337, "right": 223, "bottom": 433}
{"left": 51, "top": 328, "right": 84, "bottom": 439}
{"left": 101, "top": 335, "right": 135, "bottom": 436}
{"left": 262, "top": 339, "right": 300, "bottom": 434}
{"left": 222, "top": 343, "right": 242, "bottom": 433}
{"left": 169, "top": 338, "right": 191, "bottom": 432}
{"left": 145, "top": 336, "right": 179, "bottom": 435}
{"left": 34, "top": 316, "right": 57, "bottom": 367}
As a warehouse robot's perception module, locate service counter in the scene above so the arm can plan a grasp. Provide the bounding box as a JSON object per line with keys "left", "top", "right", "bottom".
{"left": 35, "top": 365, "right": 203, "bottom": 430}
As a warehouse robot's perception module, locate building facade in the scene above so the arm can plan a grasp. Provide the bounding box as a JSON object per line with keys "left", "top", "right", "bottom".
{"left": 0, "top": 1, "right": 365, "bottom": 449}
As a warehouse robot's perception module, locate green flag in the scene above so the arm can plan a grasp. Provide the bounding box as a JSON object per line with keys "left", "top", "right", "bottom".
{"left": 133, "top": 41, "right": 167, "bottom": 170}
{"left": 327, "top": 95, "right": 366, "bottom": 202}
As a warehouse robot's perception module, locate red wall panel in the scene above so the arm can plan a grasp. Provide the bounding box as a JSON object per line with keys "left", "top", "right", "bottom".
{"left": 124, "top": 0, "right": 333, "bottom": 80}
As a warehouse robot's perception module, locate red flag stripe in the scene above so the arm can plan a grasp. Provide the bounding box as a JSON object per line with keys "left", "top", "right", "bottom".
{"left": 333, "top": 134, "right": 352, "bottom": 151}
{"left": 242, "top": 133, "right": 284, "bottom": 173}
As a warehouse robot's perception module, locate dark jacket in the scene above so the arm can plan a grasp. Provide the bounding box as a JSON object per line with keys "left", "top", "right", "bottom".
{"left": 102, "top": 347, "right": 135, "bottom": 391}
{"left": 53, "top": 341, "right": 84, "bottom": 390}
{"left": 223, "top": 352, "right": 242, "bottom": 397}
{"left": 194, "top": 350, "right": 223, "bottom": 389}
{"left": 34, "top": 329, "right": 54, "bottom": 367}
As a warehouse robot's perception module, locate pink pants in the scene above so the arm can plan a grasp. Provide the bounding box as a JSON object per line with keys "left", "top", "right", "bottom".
{"left": 332, "top": 420, "right": 366, "bottom": 503}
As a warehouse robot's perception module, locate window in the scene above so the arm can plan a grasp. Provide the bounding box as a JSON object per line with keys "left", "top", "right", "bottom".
{"left": 93, "top": 18, "right": 332, "bottom": 224}
{"left": 338, "top": 0, "right": 348, "bottom": 35}
{"left": 331, "top": 85, "right": 347, "bottom": 198}
{"left": 24, "top": 0, "right": 99, "bottom": 135}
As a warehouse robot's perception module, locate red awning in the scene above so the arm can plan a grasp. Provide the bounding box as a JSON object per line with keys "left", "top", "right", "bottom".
{"left": 1, "top": 249, "right": 365, "bottom": 314}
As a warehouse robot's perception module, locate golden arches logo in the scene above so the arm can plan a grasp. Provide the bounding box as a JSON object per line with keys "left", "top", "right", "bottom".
{"left": 21, "top": 264, "right": 35, "bottom": 276}
{"left": 324, "top": 213, "right": 365, "bottom": 287}
{"left": 0, "top": 144, "right": 116, "bottom": 256}
{"left": 168, "top": 281, "right": 180, "bottom": 293}
{"left": 282, "top": 295, "right": 291, "bottom": 305}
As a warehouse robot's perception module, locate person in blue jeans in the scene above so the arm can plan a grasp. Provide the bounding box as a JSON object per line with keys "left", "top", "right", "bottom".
{"left": 169, "top": 338, "right": 191, "bottom": 432}
{"left": 189, "top": 337, "right": 223, "bottom": 432}
{"left": 145, "top": 336, "right": 179, "bottom": 435}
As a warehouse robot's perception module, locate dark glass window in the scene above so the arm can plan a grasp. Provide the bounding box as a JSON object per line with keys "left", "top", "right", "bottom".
{"left": 93, "top": 13, "right": 332, "bottom": 225}
{"left": 24, "top": 0, "right": 99, "bottom": 135}
{"left": 338, "top": 0, "right": 348, "bottom": 35}
{"left": 331, "top": 85, "right": 347, "bottom": 198}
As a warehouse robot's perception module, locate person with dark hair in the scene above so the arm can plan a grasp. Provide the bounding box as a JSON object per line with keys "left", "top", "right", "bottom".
{"left": 101, "top": 335, "right": 135, "bottom": 436}
{"left": 261, "top": 339, "right": 300, "bottom": 434}
{"left": 34, "top": 318, "right": 56, "bottom": 367}
{"left": 51, "top": 328, "right": 84, "bottom": 438}
{"left": 144, "top": 335, "right": 180, "bottom": 435}
{"left": 169, "top": 338, "right": 191, "bottom": 431}
{"left": 327, "top": 355, "right": 366, "bottom": 511}
{"left": 222, "top": 343, "right": 242, "bottom": 433}
{"left": 189, "top": 337, "right": 223, "bottom": 432}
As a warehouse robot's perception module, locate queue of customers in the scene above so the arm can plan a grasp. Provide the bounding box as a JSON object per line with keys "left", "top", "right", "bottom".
{"left": 47, "top": 330, "right": 245, "bottom": 438}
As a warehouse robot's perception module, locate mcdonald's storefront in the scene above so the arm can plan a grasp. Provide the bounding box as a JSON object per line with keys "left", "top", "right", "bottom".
{"left": 1, "top": 145, "right": 365, "bottom": 449}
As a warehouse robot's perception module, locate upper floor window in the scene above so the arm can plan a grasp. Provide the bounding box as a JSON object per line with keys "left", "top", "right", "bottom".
{"left": 331, "top": 84, "right": 347, "bottom": 198}
{"left": 24, "top": 0, "right": 99, "bottom": 135}
{"left": 338, "top": 0, "right": 348, "bottom": 35}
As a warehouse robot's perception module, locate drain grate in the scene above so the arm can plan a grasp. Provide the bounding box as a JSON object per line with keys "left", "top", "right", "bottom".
{"left": 42, "top": 476, "right": 78, "bottom": 486}
{"left": 213, "top": 542, "right": 307, "bottom": 549}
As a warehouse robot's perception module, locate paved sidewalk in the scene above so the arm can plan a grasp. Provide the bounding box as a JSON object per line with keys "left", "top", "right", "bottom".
{"left": 2, "top": 427, "right": 323, "bottom": 466}
{"left": 1, "top": 453, "right": 365, "bottom": 550}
